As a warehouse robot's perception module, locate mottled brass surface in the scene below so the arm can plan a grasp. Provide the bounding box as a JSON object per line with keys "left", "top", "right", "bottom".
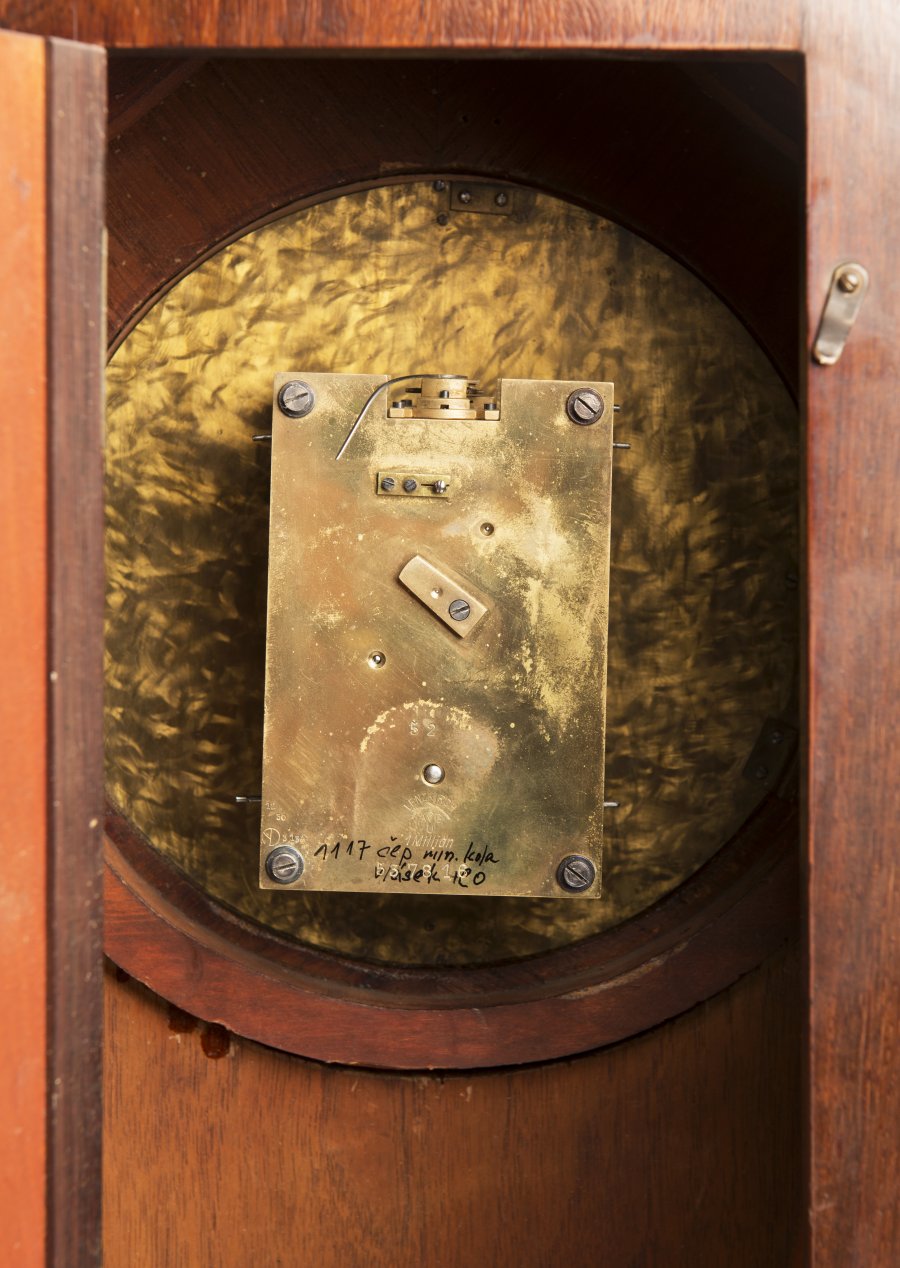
{"left": 105, "top": 181, "right": 797, "bottom": 965}
{"left": 259, "top": 374, "right": 613, "bottom": 897}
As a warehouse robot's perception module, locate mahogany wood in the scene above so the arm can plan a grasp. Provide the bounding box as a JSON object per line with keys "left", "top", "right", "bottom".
{"left": 0, "top": 2, "right": 893, "bottom": 1262}
{"left": 45, "top": 39, "right": 107, "bottom": 1268}
{"left": 805, "top": 4, "right": 900, "bottom": 1263}
{"left": 0, "top": 0, "right": 802, "bottom": 50}
{"left": 103, "top": 951, "right": 803, "bottom": 1267}
{"left": 0, "top": 32, "right": 47, "bottom": 1268}
{"left": 105, "top": 797, "right": 798, "bottom": 1067}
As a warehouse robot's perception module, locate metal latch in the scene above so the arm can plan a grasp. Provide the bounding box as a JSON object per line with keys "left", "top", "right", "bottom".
{"left": 812, "top": 262, "right": 869, "bottom": 365}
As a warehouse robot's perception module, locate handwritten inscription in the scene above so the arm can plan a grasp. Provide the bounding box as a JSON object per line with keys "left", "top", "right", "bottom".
{"left": 307, "top": 836, "right": 502, "bottom": 887}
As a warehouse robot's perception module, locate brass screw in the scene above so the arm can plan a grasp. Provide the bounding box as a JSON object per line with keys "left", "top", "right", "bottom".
{"left": 837, "top": 269, "right": 862, "bottom": 294}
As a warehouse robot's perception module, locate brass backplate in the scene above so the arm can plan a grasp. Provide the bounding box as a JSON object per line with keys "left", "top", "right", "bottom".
{"left": 259, "top": 374, "right": 614, "bottom": 897}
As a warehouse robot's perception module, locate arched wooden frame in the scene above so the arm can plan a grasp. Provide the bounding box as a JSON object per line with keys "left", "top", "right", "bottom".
{"left": 102, "top": 57, "right": 801, "bottom": 1070}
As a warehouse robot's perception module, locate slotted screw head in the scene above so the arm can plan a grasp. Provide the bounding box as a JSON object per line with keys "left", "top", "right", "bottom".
{"left": 265, "top": 845, "right": 303, "bottom": 884}
{"left": 556, "top": 854, "right": 596, "bottom": 892}
{"left": 278, "top": 380, "right": 315, "bottom": 418}
{"left": 403, "top": 478, "right": 418, "bottom": 493}
{"left": 837, "top": 268, "right": 862, "bottom": 294}
{"left": 432, "top": 479, "right": 448, "bottom": 495}
{"left": 448, "top": 599, "right": 471, "bottom": 621}
{"left": 566, "top": 388, "right": 604, "bottom": 426}
{"left": 380, "top": 477, "right": 396, "bottom": 492}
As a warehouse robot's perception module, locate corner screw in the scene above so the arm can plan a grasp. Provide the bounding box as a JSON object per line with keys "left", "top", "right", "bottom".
{"left": 556, "top": 855, "right": 596, "bottom": 892}
{"left": 265, "top": 845, "right": 303, "bottom": 885}
{"left": 448, "top": 599, "right": 471, "bottom": 621}
{"left": 403, "top": 478, "right": 418, "bottom": 493}
{"left": 566, "top": 388, "right": 605, "bottom": 426}
{"left": 380, "top": 476, "right": 396, "bottom": 492}
{"left": 457, "top": 189, "right": 473, "bottom": 205}
{"left": 837, "top": 268, "right": 862, "bottom": 294}
{"left": 277, "top": 380, "right": 315, "bottom": 419}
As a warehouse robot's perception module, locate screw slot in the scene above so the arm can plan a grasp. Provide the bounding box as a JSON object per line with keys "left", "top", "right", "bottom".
{"left": 566, "top": 388, "right": 604, "bottom": 426}
{"left": 403, "top": 478, "right": 418, "bottom": 493}
{"left": 556, "top": 854, "right": 596, "bottom": 893}
{"left": 448, "top": 599, "right": 471, "bottom": 622}
{"left": 277, "top": 380, "right": 315, "bottom": 419}
{"left": 265, "top": 846, "right": 303, "bottom": 885}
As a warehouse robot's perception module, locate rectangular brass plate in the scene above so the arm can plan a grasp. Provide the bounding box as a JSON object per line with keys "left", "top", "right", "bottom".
{"left": 260, "top": 373, "right": 613, "bottom": 897}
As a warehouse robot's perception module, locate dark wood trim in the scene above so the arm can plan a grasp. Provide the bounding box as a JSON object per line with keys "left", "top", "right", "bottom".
{"left": 46, "top": 37, "right": 106, "bottom": 1268}
{"left": 0, "top": 29, "right": 48, "bottom": 1268}
{"left": 105, "top": 795, "right": 797, "bottom": 1068}
{"left": 805, "top": 6, "right": 900, "bottom": 1262}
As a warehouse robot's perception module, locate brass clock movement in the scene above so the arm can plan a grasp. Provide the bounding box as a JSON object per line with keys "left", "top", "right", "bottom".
{"left": 258, "top": 371, "right": 615, "bottom": 897}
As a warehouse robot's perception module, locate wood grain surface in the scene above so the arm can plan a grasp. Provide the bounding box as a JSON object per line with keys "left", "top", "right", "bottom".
{"left": 45, "top": 38, "right": 107, "bottom": 1268}
{"left": 0, "top": 31, "right": 47, "bottom": 1268}
{"left": 104, "top": 950, "right": 803, "bottom": 1268}
{"left": 105, "top": 795, "right": 798, "bottom": 1067}
{"left": 104, "top": 57, "right": 802, "bottom": 389}
{"left": 0, "top": 0, "right": 803, "bottom": 50}
{"left": 805, "top": 3, "right": 900, "bottom": 1263}
{"left": 0, "top": 3, "right": 887, "bottom": 1264}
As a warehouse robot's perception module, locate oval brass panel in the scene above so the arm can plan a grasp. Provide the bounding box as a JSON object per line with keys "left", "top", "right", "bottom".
{"left": 105, "top": 180, "right": 797, "bottom": 967}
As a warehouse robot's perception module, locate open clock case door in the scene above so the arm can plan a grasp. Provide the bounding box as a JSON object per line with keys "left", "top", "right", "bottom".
{"left": 103, "top": 57, "right": 801, "bottom": 1070}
